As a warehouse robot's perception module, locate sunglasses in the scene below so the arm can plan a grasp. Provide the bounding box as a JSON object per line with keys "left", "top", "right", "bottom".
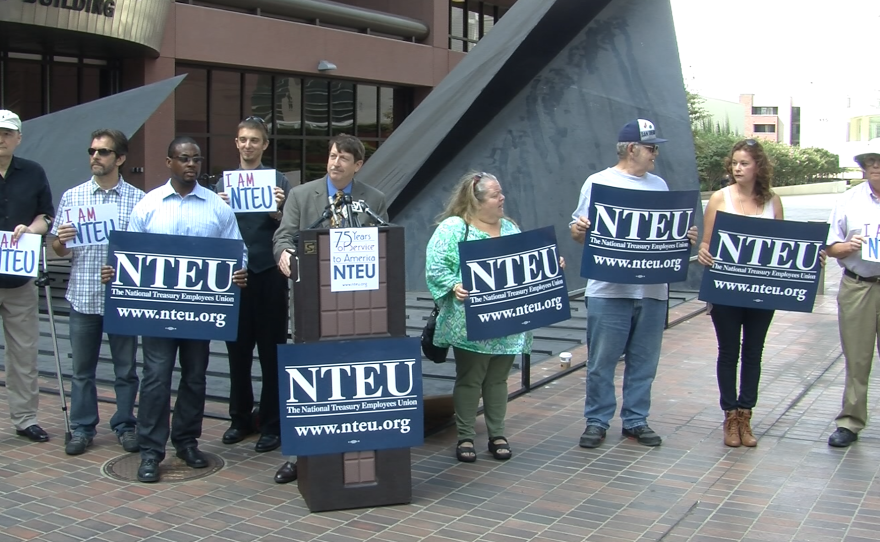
{"left": 88, "top": 147, "right": 115, "bottom": 157}
{"left": 864, "top": 157, "right": 880, "bottom": 167}
{"left": 638, "top": 144, "right": 659, "bottom": 154}
{"left": 472, "top": 171, "right": 490, "bottom": 190}
{"left": 744, "top": 139, "right": 759, "bottom": 146}
{"left": 170, "top": 155, "right": 205, "bottom": 164}
{"left": 245, "top": 115, "right": 266, "bottom": 125}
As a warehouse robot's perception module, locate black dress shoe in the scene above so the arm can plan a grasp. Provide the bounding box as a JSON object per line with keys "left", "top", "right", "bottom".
{"left": 222, "top": 426, "right": 252, "bottom": 444}
{"left": 828, "top": 427, "right": 858, "bottom": 448}
{"left": 16, "top": 425, "right": 49, "bottom": 442}
{"left": 176, "top": 447, "right": 209, "bottom": 468}
{"left": 137, "top": 458, "right": 160, "bottom": 483}
{"left": 274, "top": 461, "right": 297, "bottom": 484}
{"left": 255, "top": 434, "right": 281, "bottom": 453}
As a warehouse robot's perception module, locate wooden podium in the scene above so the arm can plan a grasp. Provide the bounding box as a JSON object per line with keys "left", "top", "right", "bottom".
{"left": 292, "top": 226, "right": 411, "bottom": 512}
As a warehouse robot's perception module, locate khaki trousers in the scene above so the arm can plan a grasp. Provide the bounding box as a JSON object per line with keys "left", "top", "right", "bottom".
{"left": 835, "top": 274, "right": 880, "bottom": 432}
{"left": 0, "top": 282, "right": 40, "bottom": 430}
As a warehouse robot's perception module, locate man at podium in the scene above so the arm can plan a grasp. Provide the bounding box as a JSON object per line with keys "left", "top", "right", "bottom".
{"left": 271, "top": 134, "right": 388, "bottom": 483}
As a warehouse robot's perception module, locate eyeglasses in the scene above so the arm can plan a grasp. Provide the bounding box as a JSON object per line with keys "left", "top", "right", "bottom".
{"left": 88, "top": 147, "right": 115, "bottom": 157}
{"left": 864, "top": 157, "right": 880, "bottom": 167}
{"left": 744, "top": 139, "right": 758, "bottom": 146}
{"left": 245, "top": 116, "right": 266, "bottom": 125}
{"left": 639, "top": 144, "right": 659, "bottom": 154}
{"left": 170, "top": 155, "right": 205, "bottom": 164}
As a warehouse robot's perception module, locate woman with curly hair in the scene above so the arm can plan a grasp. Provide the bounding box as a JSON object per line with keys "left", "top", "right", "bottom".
{"left": 697, "top": 139, "right": 784, "bottom": 448}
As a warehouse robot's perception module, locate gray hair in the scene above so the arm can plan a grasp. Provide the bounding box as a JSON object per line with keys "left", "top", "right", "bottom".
{"left": 616, "top": 142, "right": 632, "bottom": 158}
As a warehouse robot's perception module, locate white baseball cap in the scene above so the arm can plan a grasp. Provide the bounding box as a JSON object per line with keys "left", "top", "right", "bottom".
{"left": 0, "top": 110, "right": 22, "bottom": 133}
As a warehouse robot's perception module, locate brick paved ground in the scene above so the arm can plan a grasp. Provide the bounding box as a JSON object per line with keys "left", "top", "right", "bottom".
{"left": 2, "top": 265, "right": 880, "bottom": 542}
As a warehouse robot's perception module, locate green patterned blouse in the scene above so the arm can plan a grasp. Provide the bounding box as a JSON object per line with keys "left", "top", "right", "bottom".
{"left": 425, "top": 216, "right": 532, "bottom": 355}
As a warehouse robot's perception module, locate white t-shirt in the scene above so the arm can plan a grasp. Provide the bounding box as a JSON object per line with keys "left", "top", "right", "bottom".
{"left": 570, "top": 167, "right": 670, "bottom": 301}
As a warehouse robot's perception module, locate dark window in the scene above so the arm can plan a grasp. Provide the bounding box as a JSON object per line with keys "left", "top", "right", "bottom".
{"left": 50, "top": 64, "right": 79, "bottom": 113}
{"left": 175, "top": 67, "right": 208, "bottom": 134}
{"left": 753, "top": 124, "right": 776, "bottom": 133}
{"left": 790, "top": 106, "right": 801, "bottom": 147}
{"left": 1, "top": 54, "right": 116, "bottom": 121}
{"left": 449, "top": 1, "right": 506, "bottom": 52}
{"left": 209, "top": 70, "right": 242, "bottom": 137}
{"left": 331, "top": 81, "right": 354, "bottom": 136}
{"left": 751, "top": 106, "right": 778, "bottom": 115}
{"left": 174, "top": 65, "right": 409, "bottom": 186}
{"left": 356, "top": 85, "right": 378, "bottom": 139}
{"left": 3, "top": 60, "right": 43, "bottom": 120}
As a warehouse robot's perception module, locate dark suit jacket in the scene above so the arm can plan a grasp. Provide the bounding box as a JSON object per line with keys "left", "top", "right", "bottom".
{"left": 272, "top": 177, "right": 389, "bottom": 262}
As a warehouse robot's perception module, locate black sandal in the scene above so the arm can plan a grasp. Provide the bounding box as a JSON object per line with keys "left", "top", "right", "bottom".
{"left": 489, "top": 437, "right": 512, "bottom": 460}
{"left": 456, "top": 439, "right": 476, "bottom": 462}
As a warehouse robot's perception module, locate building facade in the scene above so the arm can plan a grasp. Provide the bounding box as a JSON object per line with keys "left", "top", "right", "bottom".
{"left": 0, "top": 0, "right": 513, "bottom": 190}
{"left": 739, "top": 93, "right": 800, "bottom": 146}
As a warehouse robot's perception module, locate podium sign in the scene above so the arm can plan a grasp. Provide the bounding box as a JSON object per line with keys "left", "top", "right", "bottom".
{"left": 278, "top": 337, "right": 424, "bottom": 456}
{"left": 288, "top": 226, "right": 412, "bottom": 512}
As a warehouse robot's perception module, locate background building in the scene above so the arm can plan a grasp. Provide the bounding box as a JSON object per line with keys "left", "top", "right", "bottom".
{"left": 0, "top": 0, "right": 513, "bottom": 190}
{"left": 739, "top": 93, "right": 800, "bottom": 146}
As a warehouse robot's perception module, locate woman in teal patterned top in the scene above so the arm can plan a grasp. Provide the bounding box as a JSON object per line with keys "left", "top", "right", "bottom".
{"left": 426, "top": 171, "right": 531, "bottom": 463}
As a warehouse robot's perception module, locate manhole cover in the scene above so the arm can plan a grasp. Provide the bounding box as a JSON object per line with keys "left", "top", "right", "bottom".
{"left": 103, "top": 452, "right": 225, "bottom": 482}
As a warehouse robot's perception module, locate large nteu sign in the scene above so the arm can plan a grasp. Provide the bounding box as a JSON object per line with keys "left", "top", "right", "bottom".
{"left": 278, "top": 338, "right": 424, "bottom": 456}
{"left": 104, "top": 231, "right": 244, "bottom": 340}
{"left": 698, "top": 212, "right": 828, "bottom": 312}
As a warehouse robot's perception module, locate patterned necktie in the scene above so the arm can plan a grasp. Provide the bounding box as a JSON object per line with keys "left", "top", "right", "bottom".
{"left": 331, "top": 190, "right": 345, "bottom": 228}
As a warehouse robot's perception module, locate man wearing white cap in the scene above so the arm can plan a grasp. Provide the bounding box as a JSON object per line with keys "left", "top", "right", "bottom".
{"left": 569, "top": 119, "right": 696, "bottom": 449}
{"left": 826, "top": 140, "right": 880, "bottom": 448}
{"left": 0, "top": 110, "right": 55, "bottom": 442}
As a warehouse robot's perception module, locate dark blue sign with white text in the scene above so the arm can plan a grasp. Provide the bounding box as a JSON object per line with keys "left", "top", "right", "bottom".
{"left": 459, "top": 226, "right": 570, "bottom": 341}
{"left": 581, "top": 185, "right": 697, "bottom": 284}
{"left": 104, "top": 231, "right": 244, "bottom": 340}
{"left": 278, "top": 337, "right": 424, "bottom": 456}
{"left": 698, "top": 212, "right": 827, "bottom": 312}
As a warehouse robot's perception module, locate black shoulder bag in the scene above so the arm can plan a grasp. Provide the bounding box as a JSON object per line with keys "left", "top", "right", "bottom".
{"left": 421, "top": 222, "right": 470, "bottom": 363}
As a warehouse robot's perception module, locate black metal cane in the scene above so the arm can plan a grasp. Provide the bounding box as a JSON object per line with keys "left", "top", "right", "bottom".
{"left": 35, "top": 239, "right": 71, "bottom": 444}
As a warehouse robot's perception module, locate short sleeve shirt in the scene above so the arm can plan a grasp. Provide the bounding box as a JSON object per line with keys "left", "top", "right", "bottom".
{"left": 570, "top": 167, "right": 670, "bottom": 301}
{"left": 50, "top": 177, "right": 144, "bottom": 314}
{"left": 0, "top": 156, "right": 54, "bottom": 289}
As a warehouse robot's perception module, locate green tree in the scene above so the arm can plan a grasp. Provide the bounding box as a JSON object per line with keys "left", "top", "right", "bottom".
{"left": 686, "top": 89, "right": 710, "bottom": 128}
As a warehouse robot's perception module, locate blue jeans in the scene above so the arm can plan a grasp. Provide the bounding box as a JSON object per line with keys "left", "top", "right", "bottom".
{"left": 584, "top": 297, "right": 666, "bottom": 430}
{"left": 68, "top": 309, "right": 138, "bottom": 438}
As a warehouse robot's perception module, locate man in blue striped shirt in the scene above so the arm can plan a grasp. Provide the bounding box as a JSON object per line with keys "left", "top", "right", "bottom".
{"left": 51, "top": 129, "right": 144, "bottom": 456}
{"left": 125, "top": 137, "right": 247, "bottom": 483}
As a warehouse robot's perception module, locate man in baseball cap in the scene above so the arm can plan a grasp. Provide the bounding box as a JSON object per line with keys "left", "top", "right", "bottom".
{"left": 617, "top": 118, "right": 668, "bottom": 145}
{"left": 569, "top": 118, "right": 696, "bottom": 450}
{"left": 0, "top": 109, "right": 55, "bottom": 443}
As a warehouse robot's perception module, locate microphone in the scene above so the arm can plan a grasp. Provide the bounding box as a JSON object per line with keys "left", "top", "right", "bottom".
{"left": 353, "top": 199, "right": 389, "bottom": 226}
{"left": 342, "top": 194, "right": 360, "bottom": 228}
{"left": 291, "top": 204, "right": 334, "bottom": 253}
{"left": 307, "top": 204, "right": 334, "bottom": 230}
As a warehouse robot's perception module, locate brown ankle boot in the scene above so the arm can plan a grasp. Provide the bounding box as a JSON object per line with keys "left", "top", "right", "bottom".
{"left": 738, "top": 409, "right": 757, "bottom": 447}
{"left": 723, "top": 410, "right": 741, "bottom": 447}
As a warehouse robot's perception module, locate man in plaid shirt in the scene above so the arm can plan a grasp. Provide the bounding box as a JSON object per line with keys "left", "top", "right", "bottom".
{"left": 50, "top": 129, "right": 144, "bottom": 456}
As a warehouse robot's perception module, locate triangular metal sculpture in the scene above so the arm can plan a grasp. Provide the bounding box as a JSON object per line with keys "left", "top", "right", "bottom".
{"left": 358, "top": 0, "right": 701, "bottom": 290}
{"left": 17, "top": 74, "right": 187, "bottom": 208}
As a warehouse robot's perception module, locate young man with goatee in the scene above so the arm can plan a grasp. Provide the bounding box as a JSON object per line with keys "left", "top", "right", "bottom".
{"left": 216, "top": 117, "right": 289, "bottom": 454}
{"left": 52, "top": 129, "right": 144, "bottom": 456}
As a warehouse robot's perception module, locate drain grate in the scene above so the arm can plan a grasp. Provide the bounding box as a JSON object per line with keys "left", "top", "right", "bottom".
{"left": 103, "top": 452, "right": 225, "bottom": 482}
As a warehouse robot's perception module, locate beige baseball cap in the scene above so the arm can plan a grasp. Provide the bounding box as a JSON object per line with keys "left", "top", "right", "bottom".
{"left": 0, "top": 110, "right": 22, "bottom": 133}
